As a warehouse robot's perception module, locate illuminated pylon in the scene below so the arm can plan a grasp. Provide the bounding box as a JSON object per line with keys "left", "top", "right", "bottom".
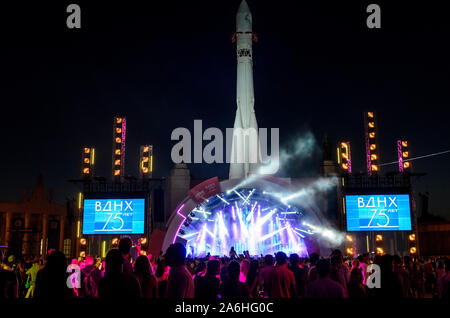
{"left": 139, "top": 145, "right": 153, "bottom": 178}
{"left": 81, "top": 147, "right": 95, "bottom": 178}
{"left": 375, "top": 247, "right": 384, "bottom": 255}
{"left": 375, "top": 233, "right": 384, "bottom": 255}
{"left": 364, "top": 111, "right": 379, "bottom": 175}
{"left": 397, "top": 140, "right": 411, "bottom": 172}
{"left": 112, "top": 116, "right": 126, "bottom": 181}
{"left": 346, "top": 234, "right": 353, "bottom": 242}
{"left": 337, "top": 141, "right": 352, "bottom": 173}
{"left": 408, "top": 233, "right": 417, "bottom": 255}
{"left": 79, "top": 237, "right": 87, "bottom": 258}
{"left": 111, "top": 238, "right": 119, "bottom": 247}
{"left": 345, "top": 234, "right": 355, "bottom": 257}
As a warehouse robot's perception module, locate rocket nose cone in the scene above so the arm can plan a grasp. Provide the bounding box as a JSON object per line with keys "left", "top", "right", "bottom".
{"left": 236, "top": 0, "right": 252, "bottom": 32}
{"left": 237, "top": 0, "right": 250, "bottom": 14}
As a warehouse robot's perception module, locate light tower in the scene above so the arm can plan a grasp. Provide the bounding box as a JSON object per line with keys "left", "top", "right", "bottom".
{"left": 139, "top": 145, "right": 153, "bottom": 179}
{"left": 81, "top": 146, "right": 95, "bottom": 178}
{"left": 337, "top": 141, "right": 352, "bottom": 174}
{"left": 364, "top": 111, "right": 379, "bottom": 175}
{"left": 229, "top": 0, "right": 260, "bottom": 179}
{"left": 397, "top": 140, "right": 411, "bottom": 172}
{"left": 112, "top": 116, "right": 126, "bottom": 182}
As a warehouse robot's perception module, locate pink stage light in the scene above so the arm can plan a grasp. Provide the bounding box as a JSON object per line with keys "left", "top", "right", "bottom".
{"left": 173, "top": 204, "right": 186, "bottom": 244}
{"left": 397, "top": 140, "right": 404, "bottom": 172}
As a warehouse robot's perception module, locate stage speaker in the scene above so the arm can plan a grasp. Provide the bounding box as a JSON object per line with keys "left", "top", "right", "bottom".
{"left": 153, "top": 189, "right": 165, "bottom": 222}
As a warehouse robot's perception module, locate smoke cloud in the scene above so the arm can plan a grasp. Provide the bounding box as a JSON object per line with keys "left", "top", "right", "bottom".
{"left": 259, "top": 130, "right": 320, "bottom": 177}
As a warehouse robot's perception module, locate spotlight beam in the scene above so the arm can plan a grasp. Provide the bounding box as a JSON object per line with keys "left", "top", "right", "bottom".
{"left": 234, "top": 189, "right": 249, "bottom": 204}
{"left": 216, "top": 194, "right": 230, "bottom": 205}
{"left": 237, "top": 208, "right": 250, "bottom": 239}
{"left": 294, "top": 227, "right": 314, "bottom": 234}
{"left": 180, "top": 231, "right": 200, "bottom": 239}
{"left": 232, "top": 222, "right": 238, "bottom": 239}
{"left": 205, "top": 228, "right": 215, "bottom": 238}
{"left": 192, "top": 208, "right": 212, "bottom": 218}
{"left": 243, "top": 189, "right": 255, "bottom": 205}
{"left": 218, "top": 211, "right": 229, "bottom": 237}
{"left": 258, "top": 226, "right": 287, "bottom": 242}
{"left": 211, "top": 219, "right": 218, "bottom": 255}
{"left": 286, "top": 223, "right": 300, "bottom": 251}
{"left": 195, "top": 226, "right": 204, "bottom": 243}
{"left": 218, "top": 211, "right": 228, "bottom": 256}
{"left": 246, "top": 202, "right": 257, "bottom": 222}
{"left": 280, "top": 178, "right": 338, "bottom": 203}
{"left": 198, "top": 224, "right": 207, "bottom": 254}
{"left": 292, "top": 229, "right": 306, "bottom": 238}
{"left": 281, "top": 189, "right": 309, "bottom": 204}
{"left": 231, "top": 206, "right": 236, "bottom": 221}
{"left": 302, "top": 222, "right": 345, "bottom": 244}
{"left": 256, "top": 208, "right": 277, "bottom": 228}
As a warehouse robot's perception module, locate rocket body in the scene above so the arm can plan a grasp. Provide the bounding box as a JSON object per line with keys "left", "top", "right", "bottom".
{"left": 229, "top": 0, "right": 260, "bottom": 179}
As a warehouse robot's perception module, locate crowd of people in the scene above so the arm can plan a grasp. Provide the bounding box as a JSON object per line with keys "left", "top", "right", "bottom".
{"left": 1, "top": 239, "right": 449, "bottom": 299}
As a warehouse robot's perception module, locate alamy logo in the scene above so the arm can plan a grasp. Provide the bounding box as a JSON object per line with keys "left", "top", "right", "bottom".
{"left": 67, "top": 264, "right": 81, "bottom": 288}
{"left": 366, "top": 4, "right": 381, "bottom": 29}
{"left": 66, "top": 4, "right": 81, "bottom": 29}
{"left": 366, "top": 264, "right": 381, "bottom": 288}
{"left": 171, "top": 120, "right": 280, "bottom": 174}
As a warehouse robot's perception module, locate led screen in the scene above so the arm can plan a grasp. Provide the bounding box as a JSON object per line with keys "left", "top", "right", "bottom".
{"left": 82, "top": 198, "right": 145, "bottom": 234}
{"left": 345, "top": 194, "right": 411, "bottom": 231}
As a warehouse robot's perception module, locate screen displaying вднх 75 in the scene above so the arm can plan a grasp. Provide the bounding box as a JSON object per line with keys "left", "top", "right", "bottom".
{"left": 82, "top": 198, "right": 145, "bottom": 234}
{"left": 345, "top": 194, "right": 412, "bottom": 231}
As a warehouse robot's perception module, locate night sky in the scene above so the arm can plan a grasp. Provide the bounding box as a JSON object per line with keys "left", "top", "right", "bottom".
{"left": 1, "top": 1, "right": 449, "bottom": 218}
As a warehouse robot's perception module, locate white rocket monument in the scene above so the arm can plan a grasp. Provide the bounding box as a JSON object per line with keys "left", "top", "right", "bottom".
{"left": 229, "top": 0, "right": 260, "bottom": 179}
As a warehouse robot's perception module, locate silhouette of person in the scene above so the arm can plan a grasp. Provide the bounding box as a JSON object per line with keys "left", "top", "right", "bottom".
{"left": 306, "top": 259, "right": 345, "bottom": 298}
{"left": 118, "top": 237, "right": 133, "bottom": 274}
{"left": 134, "top": 255, "right": 157, "bottom": 298}
{"left": 195, "top": 259, "right": 220, "bottom": 298}
{"left": 269, "top": 252, "right": 296, "bottom": 298}
{"left": 164, "top": 243, "right": 194, "bottom": 298}
{"left": 219, "top": 260, "right": 250, "bottom": 298}
{"left": 34, "top": 251, "right": 71, "bottom": 299}
{"left": 98, "top": 249, "right": 141, "bottom": 299}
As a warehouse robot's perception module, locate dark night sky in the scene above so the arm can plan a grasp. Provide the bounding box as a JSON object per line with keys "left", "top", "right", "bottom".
{"left": 1, "top": 1, "right": 449, "bottom": 218}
